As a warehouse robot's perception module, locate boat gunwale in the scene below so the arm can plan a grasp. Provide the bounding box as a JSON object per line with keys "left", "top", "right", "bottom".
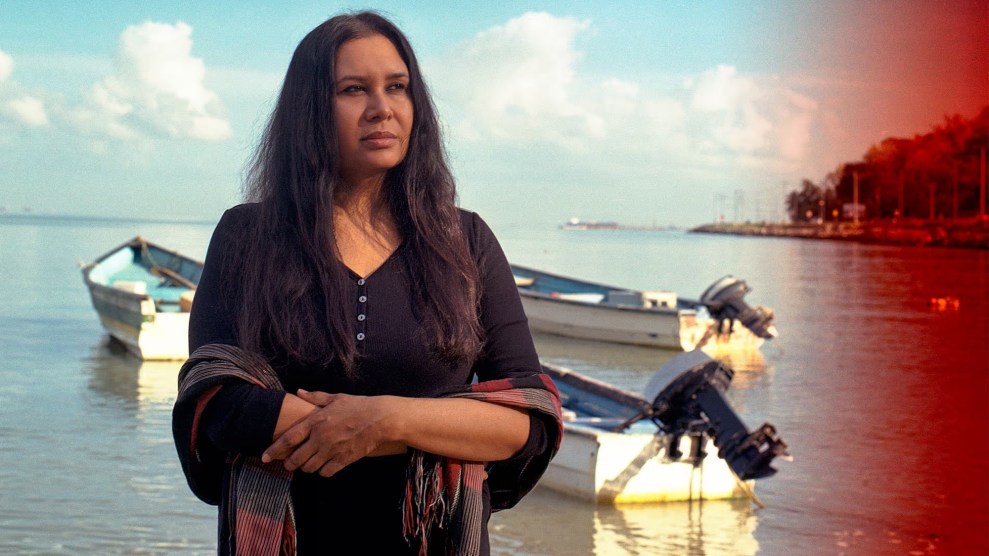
{"left": 542, "top": 361, "right": 651, "bottom": 410}
{"left": 81, "top": 236, "right": 204, "bottom": 317}
{"left": 542, "top": 361, "right": 670, "bottom": 440}
{"left": 518, "top": 289, "right": 693, "bottom": 316}
{"left": 81, "top": 236, "right": 203, "bottom": 288}
{"left": 511, "top": 263, "right": 700, "bottom": 315}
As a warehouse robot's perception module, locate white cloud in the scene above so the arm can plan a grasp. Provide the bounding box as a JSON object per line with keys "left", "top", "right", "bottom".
{"left": 73, "top": 21, "right": 231, "bottom": 141}
{"left": 687, "top": 66, "right": 818, "bottom": 161}
{"left": 434, "top": 14, "right": 819, "bottom": 171}
{"left": 775, "top": 90, "right": 818, "bottom": 160}
{"left": 435, "top": 12, "right": 595, "bottom": 147}
{"left": 0, "top": 50, "right": 51, "bottom": 129}
{"left": 691, "top": 65, "right": 752, "bottom": 112}
{"left": 5, "top": 96, "right": 48, "bottom": 126}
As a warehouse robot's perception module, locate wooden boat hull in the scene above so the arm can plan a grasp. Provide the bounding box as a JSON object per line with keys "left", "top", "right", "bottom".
{"left": 543, "top": 423, "right": 752, "bottom": 504}
{"left": 513, "top": 265, "right": 765, "bottom": 351}
{"left": 519, "top": 293, "right": 693, "bottom": 350}
{"left": 541, "top": 362, "right": 755, "bottom": 504}
{"left": 81, "top": 237, "right": 202, "bottom": 360}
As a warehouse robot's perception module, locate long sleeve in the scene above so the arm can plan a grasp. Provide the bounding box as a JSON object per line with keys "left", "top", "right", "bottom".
{"left": 466, "top": 211, "right": 541, "bottom": 381}
{"left": 463, "top": 212, "right": 555, "bottom": 495}
{"left": 187, "top": 205, "right": 284, "bottom": 455}
{"left": 200, "top": 383, "right": 284, "bottom": 454}
{"left": 189, "top": 207, "right": 242, "bottom": 351}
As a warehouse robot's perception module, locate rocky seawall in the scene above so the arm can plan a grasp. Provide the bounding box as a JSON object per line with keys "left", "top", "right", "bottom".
{"left": 691, "top": 220, "right": 989, "bottom": 250}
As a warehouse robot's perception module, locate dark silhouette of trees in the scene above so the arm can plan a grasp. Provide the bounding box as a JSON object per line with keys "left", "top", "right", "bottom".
{"left": 786, "top": 178, "right": 837, "bottom": 222}
{"left": 788, "top": 106, "right": 988, "bottom": 223}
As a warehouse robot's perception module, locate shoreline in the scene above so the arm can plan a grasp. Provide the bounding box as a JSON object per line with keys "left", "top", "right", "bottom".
{"left": 690, "top": 220, "right": 989, "bottom": 250}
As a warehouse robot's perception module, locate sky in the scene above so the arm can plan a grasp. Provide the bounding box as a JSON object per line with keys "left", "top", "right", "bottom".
{"left": 0, "top": 1, "right": 986, "bottom": 228}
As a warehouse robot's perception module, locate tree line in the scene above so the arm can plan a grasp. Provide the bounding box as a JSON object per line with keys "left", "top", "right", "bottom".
{"left": 787, "top": 106, "right": 988, "bottom": 223}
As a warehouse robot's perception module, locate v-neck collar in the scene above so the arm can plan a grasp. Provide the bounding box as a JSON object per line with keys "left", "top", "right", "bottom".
{"left": 342, "top": 241, "right": 405, "bottom": 281}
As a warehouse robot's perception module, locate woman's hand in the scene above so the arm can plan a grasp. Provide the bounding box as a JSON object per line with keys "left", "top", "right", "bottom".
{"left": 261, "top": 390, "right": 405, "bottom": 477}
{"left": 262, "top": 390, "right": 530, "bottom": 476}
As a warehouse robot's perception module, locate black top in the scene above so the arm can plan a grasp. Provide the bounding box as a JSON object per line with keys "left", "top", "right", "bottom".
{"left": 189, "top": 203, "right": 548, "bottom": 554}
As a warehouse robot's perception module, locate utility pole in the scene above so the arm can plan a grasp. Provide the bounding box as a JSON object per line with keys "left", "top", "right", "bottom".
{"left": 714, "top": 192, "right": 728, "bottom": 223}
{"left": 779, "top": 181, "right": 786, "bottom": 223}
{"left": 982, "top": 143, "right": 987, "bottom": 219}
{"left": 952, "top": 162, "right": 959, "bottom": 219}
{"left": 853, "top": 170, "right": 860, "bottom": 224}
{"left": 897, "top": 168, "right": 905, "bottom": 219}
{"left": 963, "top": 134, "right": 987, "bottom": 219}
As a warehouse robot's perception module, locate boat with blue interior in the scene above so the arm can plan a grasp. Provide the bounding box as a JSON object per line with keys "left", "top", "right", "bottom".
{"left": 540, "top": 350, "right": 789, "bottom": 504}
{"left": 81, "top": 236, "right": 202, "bottom": 360}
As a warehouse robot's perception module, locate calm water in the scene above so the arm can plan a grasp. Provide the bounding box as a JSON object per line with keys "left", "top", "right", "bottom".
{"left": 1, "top": 216, "right": 986, "bottom": 555}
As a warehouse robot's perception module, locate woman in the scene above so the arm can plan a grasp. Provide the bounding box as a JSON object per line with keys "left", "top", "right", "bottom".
{"left": 172, "top": 11, "right": 562, "bottom": 556}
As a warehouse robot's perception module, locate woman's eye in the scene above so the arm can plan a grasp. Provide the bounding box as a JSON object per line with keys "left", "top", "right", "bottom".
{"left": 340, "top": 85, "right": 364, "bottom": 94}
{"left": 387, "top": 82, "right": 408, "bottom": 92}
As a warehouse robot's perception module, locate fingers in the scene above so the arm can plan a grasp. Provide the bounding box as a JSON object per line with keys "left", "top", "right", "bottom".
{"left": 282, "top": 441, "right": 355, "bottom": 476}
{"left": 261, "top": 391, "right": 334, "bottom": 463}
{"left": 296, "top": 389, "right": 335, "bottom": 406}
{"left": 276, "top": 439, "right": 339, "bottom": 474}
{"left": 262, "top": 421, "right": 310, "bottom": 463}
{"left": 274, "top": 439, "right": 355, "bottom": 477}
{"left": 261, "top": 392, "right": 373, "bottom": 477}
{"left": 318, "top": 459, "right": 347, "bottom": 478}
{"left": 292, "top": 443, "right": 324, "bottom": 473}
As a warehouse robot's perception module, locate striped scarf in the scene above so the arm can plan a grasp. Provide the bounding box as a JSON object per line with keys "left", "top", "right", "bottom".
{"left": 173, "top": 344, "right": 562, "bottom": 556}
{"left": 174, "top": 344, "right": 297, "bottom": 555}
{"left": 402, "top": 373, "right": 562, "bottom": 555}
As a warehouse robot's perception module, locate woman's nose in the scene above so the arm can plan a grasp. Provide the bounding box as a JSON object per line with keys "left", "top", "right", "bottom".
{"left": 364, "top": 91, "right": 393, "bottom": 121}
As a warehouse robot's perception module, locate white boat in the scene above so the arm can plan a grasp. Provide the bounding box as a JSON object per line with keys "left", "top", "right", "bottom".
{"left": 511, "top": 264, "right": 777, "bottom": 351}
{"left": 560, "top": 217, "right": 620, "bottom": 230}
{"left": 539, "top": 351, "right": 789, "bottom": 504}
{"left": 81, "top": 237, "right": 202, "bottom": 360}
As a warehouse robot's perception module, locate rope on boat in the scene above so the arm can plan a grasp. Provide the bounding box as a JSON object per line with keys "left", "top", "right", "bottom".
{"left": 729, "top": 467, "right": 765, "bottom": 509}
{"left": 139, "top": 238, "right": 197, "bottom": 290}
{"left": 693, "top": 322, "right": 719, "bottom": 350}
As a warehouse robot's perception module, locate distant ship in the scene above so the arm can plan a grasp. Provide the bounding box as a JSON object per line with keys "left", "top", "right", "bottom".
{"left": 560, "top": 217, "right": 620, "bottom": 230}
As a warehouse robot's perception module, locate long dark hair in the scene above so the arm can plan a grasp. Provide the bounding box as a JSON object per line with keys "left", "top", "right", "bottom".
{"left": 236, "top": 11, "right": 483, "bottom": 371}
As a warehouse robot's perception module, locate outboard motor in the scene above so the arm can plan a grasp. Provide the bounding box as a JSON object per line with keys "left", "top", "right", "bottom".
{"left": 643, "top": 350, "right": 789, "bottom": 481}
{"left": 699, "top": 276, "right": 778, "bottom": 339}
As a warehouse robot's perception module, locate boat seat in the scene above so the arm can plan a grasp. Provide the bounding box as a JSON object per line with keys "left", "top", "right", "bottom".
{"left": 112, "top": 280, "right": 147, "bottom": 294}
{"left": 179, "top": 290, "right": 195, "bottom": 312}
{"left": 642, "top": 290, "right": 677, "bottom": 308}
{"left": 605, "top": 290, "right": 642, "bottom": 306}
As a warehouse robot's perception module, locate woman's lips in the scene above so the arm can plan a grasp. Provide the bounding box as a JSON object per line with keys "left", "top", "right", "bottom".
{"left": 361, "top": 130, "right": 398, "bottom": 148}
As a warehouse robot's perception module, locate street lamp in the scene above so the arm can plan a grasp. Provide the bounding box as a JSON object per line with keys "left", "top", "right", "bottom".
{"left": 841, "top": 163, "right": 872, "bottom": 225}
{"left": 853, "top": 170, "right": 861, "bottom": 224}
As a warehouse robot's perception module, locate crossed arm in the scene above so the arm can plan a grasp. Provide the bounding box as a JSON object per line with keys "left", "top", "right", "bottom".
{"left": 260, "top": 389, "right": 531, "bottom": 478}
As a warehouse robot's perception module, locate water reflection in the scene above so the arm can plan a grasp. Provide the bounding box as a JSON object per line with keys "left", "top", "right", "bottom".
{"left": 84, "top": 337, "right": 181, "bottom": 409}
{"left": 9, "top": 337, "right": 216, "bottom": 555}
{"left": 491, "top": 487, "right": 758, "bottom": 556}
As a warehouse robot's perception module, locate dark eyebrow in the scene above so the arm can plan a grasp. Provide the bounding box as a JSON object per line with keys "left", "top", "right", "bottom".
{"left": 335, "top": 72, "right": 410, "bottom": 83}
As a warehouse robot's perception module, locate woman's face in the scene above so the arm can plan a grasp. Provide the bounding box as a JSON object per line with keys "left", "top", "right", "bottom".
{"left": 333, "top": 34, "right": 414, "bottom": 187}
